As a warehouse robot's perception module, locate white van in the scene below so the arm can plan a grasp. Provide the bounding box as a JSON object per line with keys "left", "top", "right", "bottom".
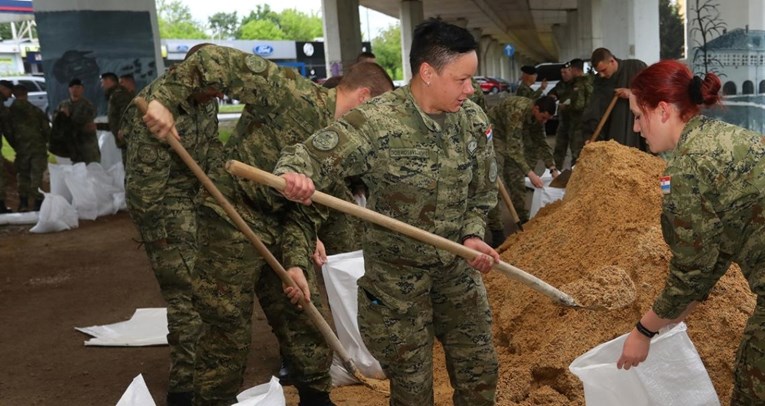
{"left": 1, "top": 75, "right": 48, "bottom": 115}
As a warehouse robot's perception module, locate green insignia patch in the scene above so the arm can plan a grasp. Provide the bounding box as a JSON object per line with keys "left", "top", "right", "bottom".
{"left": 245, "top": 55, "right": 268, "bottom": 74}
{"left": 312, "top": 130, "right": 339, "bottom": 151}
{"left": 468, "top": 139, "right": 478, "bottom": 155}
{"left": 488, "top": 159, "right": 498, "bottom": 182}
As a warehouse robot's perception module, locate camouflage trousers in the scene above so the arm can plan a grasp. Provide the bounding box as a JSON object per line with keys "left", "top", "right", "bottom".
{"left": 731, "top": 300, "right": 765, "bottom": 404}
{"left": 70, "top": 131, "right": 101, "bottom": 164}
{"left": 552, "top": 114, "right": 571, "bottom": 170}
{"left": 15, "top": 149, "right": 47, "bottom": 200}
{"left": 488, "top": 157, "right": 529, "bottom": 231}
{"left": 140, "top": 197, "right": 202, "bottom": 394}
{"left": 318, "top": 210, "right": 363, "bottom": 255}
{"left": 358, "top": 258, "right": 498, "bottom": 406}
{"left": 193, "top": 207, "right": 332, "bottom": 406}
{"left": 569, "top": 129, "right": 586, "bottom": 167}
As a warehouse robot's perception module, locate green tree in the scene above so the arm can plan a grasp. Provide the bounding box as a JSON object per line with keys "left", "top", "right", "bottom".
{"left": 239, "top": 19, "right": 286, "bottom": 40}
{"left": 278, "top": 9, "right": 323, "bottom": 41}
{"left": 239, "top": 4, "right": 280, "bottom": 33}
{"left": 157, "top": 0, "right": 208, "bottom": 39}
{"left": 372, "top": 24, "right": 403, "bottom": 80}
{"left": 659, "top": 0, "right": 685, "bottom": 59}
{"left": 208, "top": 11, "right": 238, "bottom": 40}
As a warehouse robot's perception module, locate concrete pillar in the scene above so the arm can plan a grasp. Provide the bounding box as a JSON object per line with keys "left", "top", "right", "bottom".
{"left": 469, "top": 28, "right": 482, "bottom": 73}
{"left": 578, "top": 0, "right": 602, "bottom": 58}
{"left": 565, "top": 10, "right": 580, "bottom": 60}
{"left": 552, "top": 24, "right": 567, "bottom": 61}
{"left": 600, "top": 0, "right": 659, "bottom": 64}
{"left": 399, "top": 0, "right": 424, "bottom": 81}
{"left": 322, "top": 0, "right": 362, "bottom": 77}
{"left": 479, "top": 35, "right": 493, "bottom": 76}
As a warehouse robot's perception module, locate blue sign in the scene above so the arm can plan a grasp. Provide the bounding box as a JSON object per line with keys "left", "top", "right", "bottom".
{"left": 504, "top": 44, "right": 515, "bottom": 58}
{"left": 175, "top": 45, "right": 189, "bottom": 52}
{"left": 254, "top": 45, "right": 274, "bottom": 56}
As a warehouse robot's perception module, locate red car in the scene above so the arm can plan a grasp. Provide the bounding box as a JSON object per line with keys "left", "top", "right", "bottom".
{"left": 475, "top": 76, "right": 510, "bottom": 94}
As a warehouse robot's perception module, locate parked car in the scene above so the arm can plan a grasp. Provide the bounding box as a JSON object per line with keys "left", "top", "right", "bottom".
{"left": 475, "top": 76, "right": 506, "bottom": 94}
{"left": 1, "top": 75, "right": 48, "bottom": 115}
{"left": 491, "top": 77, "right": 513, "bottom": 93}
{"left": 530, "top": 62, "right": 565, "bottom": 95}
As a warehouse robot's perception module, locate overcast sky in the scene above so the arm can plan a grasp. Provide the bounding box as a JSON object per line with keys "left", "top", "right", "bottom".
{"left": 178, "top": 0, "right": 399, "bottom": 40}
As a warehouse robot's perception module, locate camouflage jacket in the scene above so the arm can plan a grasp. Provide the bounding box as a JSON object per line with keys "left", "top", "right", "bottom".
{"left": 516, "top": 82, "right": 543, "bottom": 99}
{"left": 547, "top": 80, "right": 572, "bottom": 118}
{"left": 124, "top": 75, "right": 222, "bottom": 244}
{"left": 57, "top": 98, "right": 96, "bottom": 133}
{"left": 274, "top": 85, "right": 498, "bottom": 273}
{"left": 469, "top": 78, "right": 487, "bottom": 111}
{"left": 10, "top": 98, "right": 50, "bottom": 154}
{"left": 565, "top": 74, "right": 594, "bottom": 133}
{"left": 489, "top": 96, "right": 553, "bottom": 174}
{"left": 107, "top": 84, "right": 135, "bottom": 138}
{"left": 653, "top": 115, "right": 765, "bottom": 319}
{"left": 147, "top": 45, "right": 333, "bottom": 272}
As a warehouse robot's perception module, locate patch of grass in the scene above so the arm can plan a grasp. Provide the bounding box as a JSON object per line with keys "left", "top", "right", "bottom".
{"left": 219, "top": 104, "right": 245, "bottom": 114}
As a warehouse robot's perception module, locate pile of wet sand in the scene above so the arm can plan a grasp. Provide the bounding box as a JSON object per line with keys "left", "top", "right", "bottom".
{"left": 483, "top": 141, "right": 754, "bottom": 404}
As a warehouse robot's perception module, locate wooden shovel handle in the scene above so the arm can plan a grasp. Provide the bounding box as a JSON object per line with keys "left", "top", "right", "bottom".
{"left": 497, "top": 178, "right": 523, "bottom": 230}
{"left": 226, "top": 160, "right": 580, "bottom": 307}
{"left": 589, "top": 93, "right": 619, "bottom": 143}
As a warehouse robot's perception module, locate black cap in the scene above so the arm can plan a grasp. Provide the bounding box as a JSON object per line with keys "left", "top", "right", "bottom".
{"left": 521, "top": 65, "right": 537, "bottom": 75}
{"left": 0, "top": 80, "right": 13, "bottom": 90}
{"left": 566, "top": 58, "right": 584, "bottom": 70}
{"left": 68, "top": 78, "right": 83, "bottom": 87}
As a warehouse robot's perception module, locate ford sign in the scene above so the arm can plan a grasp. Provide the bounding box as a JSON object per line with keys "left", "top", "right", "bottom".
{"left": 254, "top": 45, "right": 274, "bottom": 56}
{"left": 176, "top": 45, "right": 189, "bottom": 52}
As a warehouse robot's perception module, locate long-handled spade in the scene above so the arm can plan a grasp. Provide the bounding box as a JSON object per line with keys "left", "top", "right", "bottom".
{"left": 225, "top": 161, "right": 595, "bottom": 308}
{"left": 497, "top": 177, "right": 523, "bottom": 232}
{"left": 133, "top": 98, "right": 388, "bottom": 393}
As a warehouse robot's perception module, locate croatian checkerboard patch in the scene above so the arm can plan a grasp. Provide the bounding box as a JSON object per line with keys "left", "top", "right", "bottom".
{"left": 660, "top": 176, "right": 671, "bottom": 194}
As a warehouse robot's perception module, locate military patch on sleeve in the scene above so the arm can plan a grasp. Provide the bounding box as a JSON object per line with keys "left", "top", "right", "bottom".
{"left": 485, "top": 125, "right": 493, "bottom": 141}
{"left": 312, "top": 130, "right": 339, "bottom": 151}
{"left": 138, "top": 144, "right": 158, "bottom": 165}
{"left": 468, "top": 139, "right": 478, "bottom": 155}
{"left": 245, "top": 55, "right": 268, "bottom": 74}
{"left": 660, "top": 176, "right": 671, "bottom": 194}
{"left": 488, "top": 159, "right": 498, "bottom": 182}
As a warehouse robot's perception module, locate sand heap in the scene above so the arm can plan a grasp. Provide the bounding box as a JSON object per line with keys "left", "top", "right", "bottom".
{"left": 483, "top": 141, "right": 754, "bottom": 405}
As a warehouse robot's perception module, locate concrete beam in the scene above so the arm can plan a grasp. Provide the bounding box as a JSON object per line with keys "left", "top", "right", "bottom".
{"left": 322, "top": 0, "right": 363, "bottom": 76}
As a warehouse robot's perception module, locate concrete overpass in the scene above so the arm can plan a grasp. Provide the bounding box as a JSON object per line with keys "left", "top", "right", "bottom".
{"left": 322, "top": 0, "right": 661, "bottom": 81}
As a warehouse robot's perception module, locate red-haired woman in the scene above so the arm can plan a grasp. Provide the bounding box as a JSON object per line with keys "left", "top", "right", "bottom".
{"left": 616, "top": 59, "right": 765, "bottom": 404}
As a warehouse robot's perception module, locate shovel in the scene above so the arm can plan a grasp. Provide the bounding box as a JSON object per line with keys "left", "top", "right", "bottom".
{"left": 225, "top": 160, "right": 583, "bottom": 308}
{"left": 132, "top": 98, "right": 388, "bottom": 393}
{"left": 549, "top": 93, "right": 620, "bottom": 189}
{"left": 496, "top": 178, "right": 523, "bottom": 232}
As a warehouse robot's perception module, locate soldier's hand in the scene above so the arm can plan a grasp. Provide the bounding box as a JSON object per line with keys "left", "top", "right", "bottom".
{"left": 143, "top": 100, "right": 180, "bottom": 142}
{"left": 281, "top": 172, "right": 315, "bottom": 205}
{"left": 283, "top": 267, "right": 311, "bottom": 309}
{"left": 615, "top": 88, "right": 632, "bottom": 99}
{"left": 311, "top": 238, "right": 327, "bottom": 268}
{"left": 541, "top": 79, "right": 548, "bottom": 91}
{"left": 528, "top": 171, "right": 544, "bottom": 188}
{"left": 464, "top": 237, "right": 499, "bottom": 274}
{"left": 60, "top": 106, "right": 70, "bottom": 116}
{"left": 616, "top": 328, "right": 651, "bottom": 370}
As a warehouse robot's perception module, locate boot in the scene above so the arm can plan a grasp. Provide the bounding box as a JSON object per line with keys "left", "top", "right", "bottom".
{"left": 491, "top": 229, "right": 506, "bottom": 248}
{"left": 166, "top": 391, "right": 193, "bottom": 406}
{"left": 18, "top": 196, "right": 29, "bottom": 212}
{"left": 297, "top": 386, "right": 335, "bottom": 406}
{"left": 278, "top": 360, "right": 292, "bottom": 385}
{"left": 33, "top": 199, "right": 43, "bottom": 211}
{"left": 0, "top": 200, "right": 10, "bottom": 214}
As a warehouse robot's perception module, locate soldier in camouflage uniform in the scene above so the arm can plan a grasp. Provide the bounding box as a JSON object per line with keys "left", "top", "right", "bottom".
{"left": 141, "top": 45, "right": 393, "bottom": 406}
{"left": 516, "top": 65, "right": 546, "bottom": 99}
{"left": 55, "top": 79, "right": 100, "bottom": 164}
{"left": 564, "top": 59, "right": 594, "bottom": 166}
{"left": 486, "top": 96, "right": 557, "bottom": 237}
{"left": 10, "top": 85, "right": 50, "bottom": 211}
{"left": 0, "top": 80, "right": 15, "bottom": 213}
{"left": 616, "top": 60, "right": 765, "bottom": 404}
{"left": 547, "top": 63, "right": 573, "bottom": 169}
{"left": 101, "top": 72, "right": 135, "bottom": 161}
{"left": 275, "top": 19, "right": 501, "bottom": 406}
{"left": 123, "top": 45, "right": 223, "bottom": 406}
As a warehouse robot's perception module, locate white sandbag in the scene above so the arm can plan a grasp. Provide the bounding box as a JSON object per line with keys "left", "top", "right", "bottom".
{"left": 569, "top": 323, "right": 719, "bottom": 406}
{"left": 115, "top": 374, "right": 156, "bottom": 406}
{"left": 108, "top": 163, "right": 127, "bottom": 211}
{"left": 87, "top": 162, "right": 122, "bottom": 216}
{"left": 0, "top": 211, "right": 39, "bottom": 225}
{"left": 30, "top": 192, "right": 78, "bottom": 233}
{"left": 322, "top": 251, "right": 386, "bottom": 386}
{"left": 98, "top": 130, "right": 123, "bottom": 172}
{"left": 75, "top": 308, "right": 168, "bottom": 346}
{"left": 48, "top": 163, "right": 73, "bottom": 203}
{"left": 233, "top": 376, "right": 286, "bottom": 406}
{"left": 528, "top": 186, "right": 566, "bottom": 218}
{"left": 64, "top": 162, "right": 98, "bottom": 219}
